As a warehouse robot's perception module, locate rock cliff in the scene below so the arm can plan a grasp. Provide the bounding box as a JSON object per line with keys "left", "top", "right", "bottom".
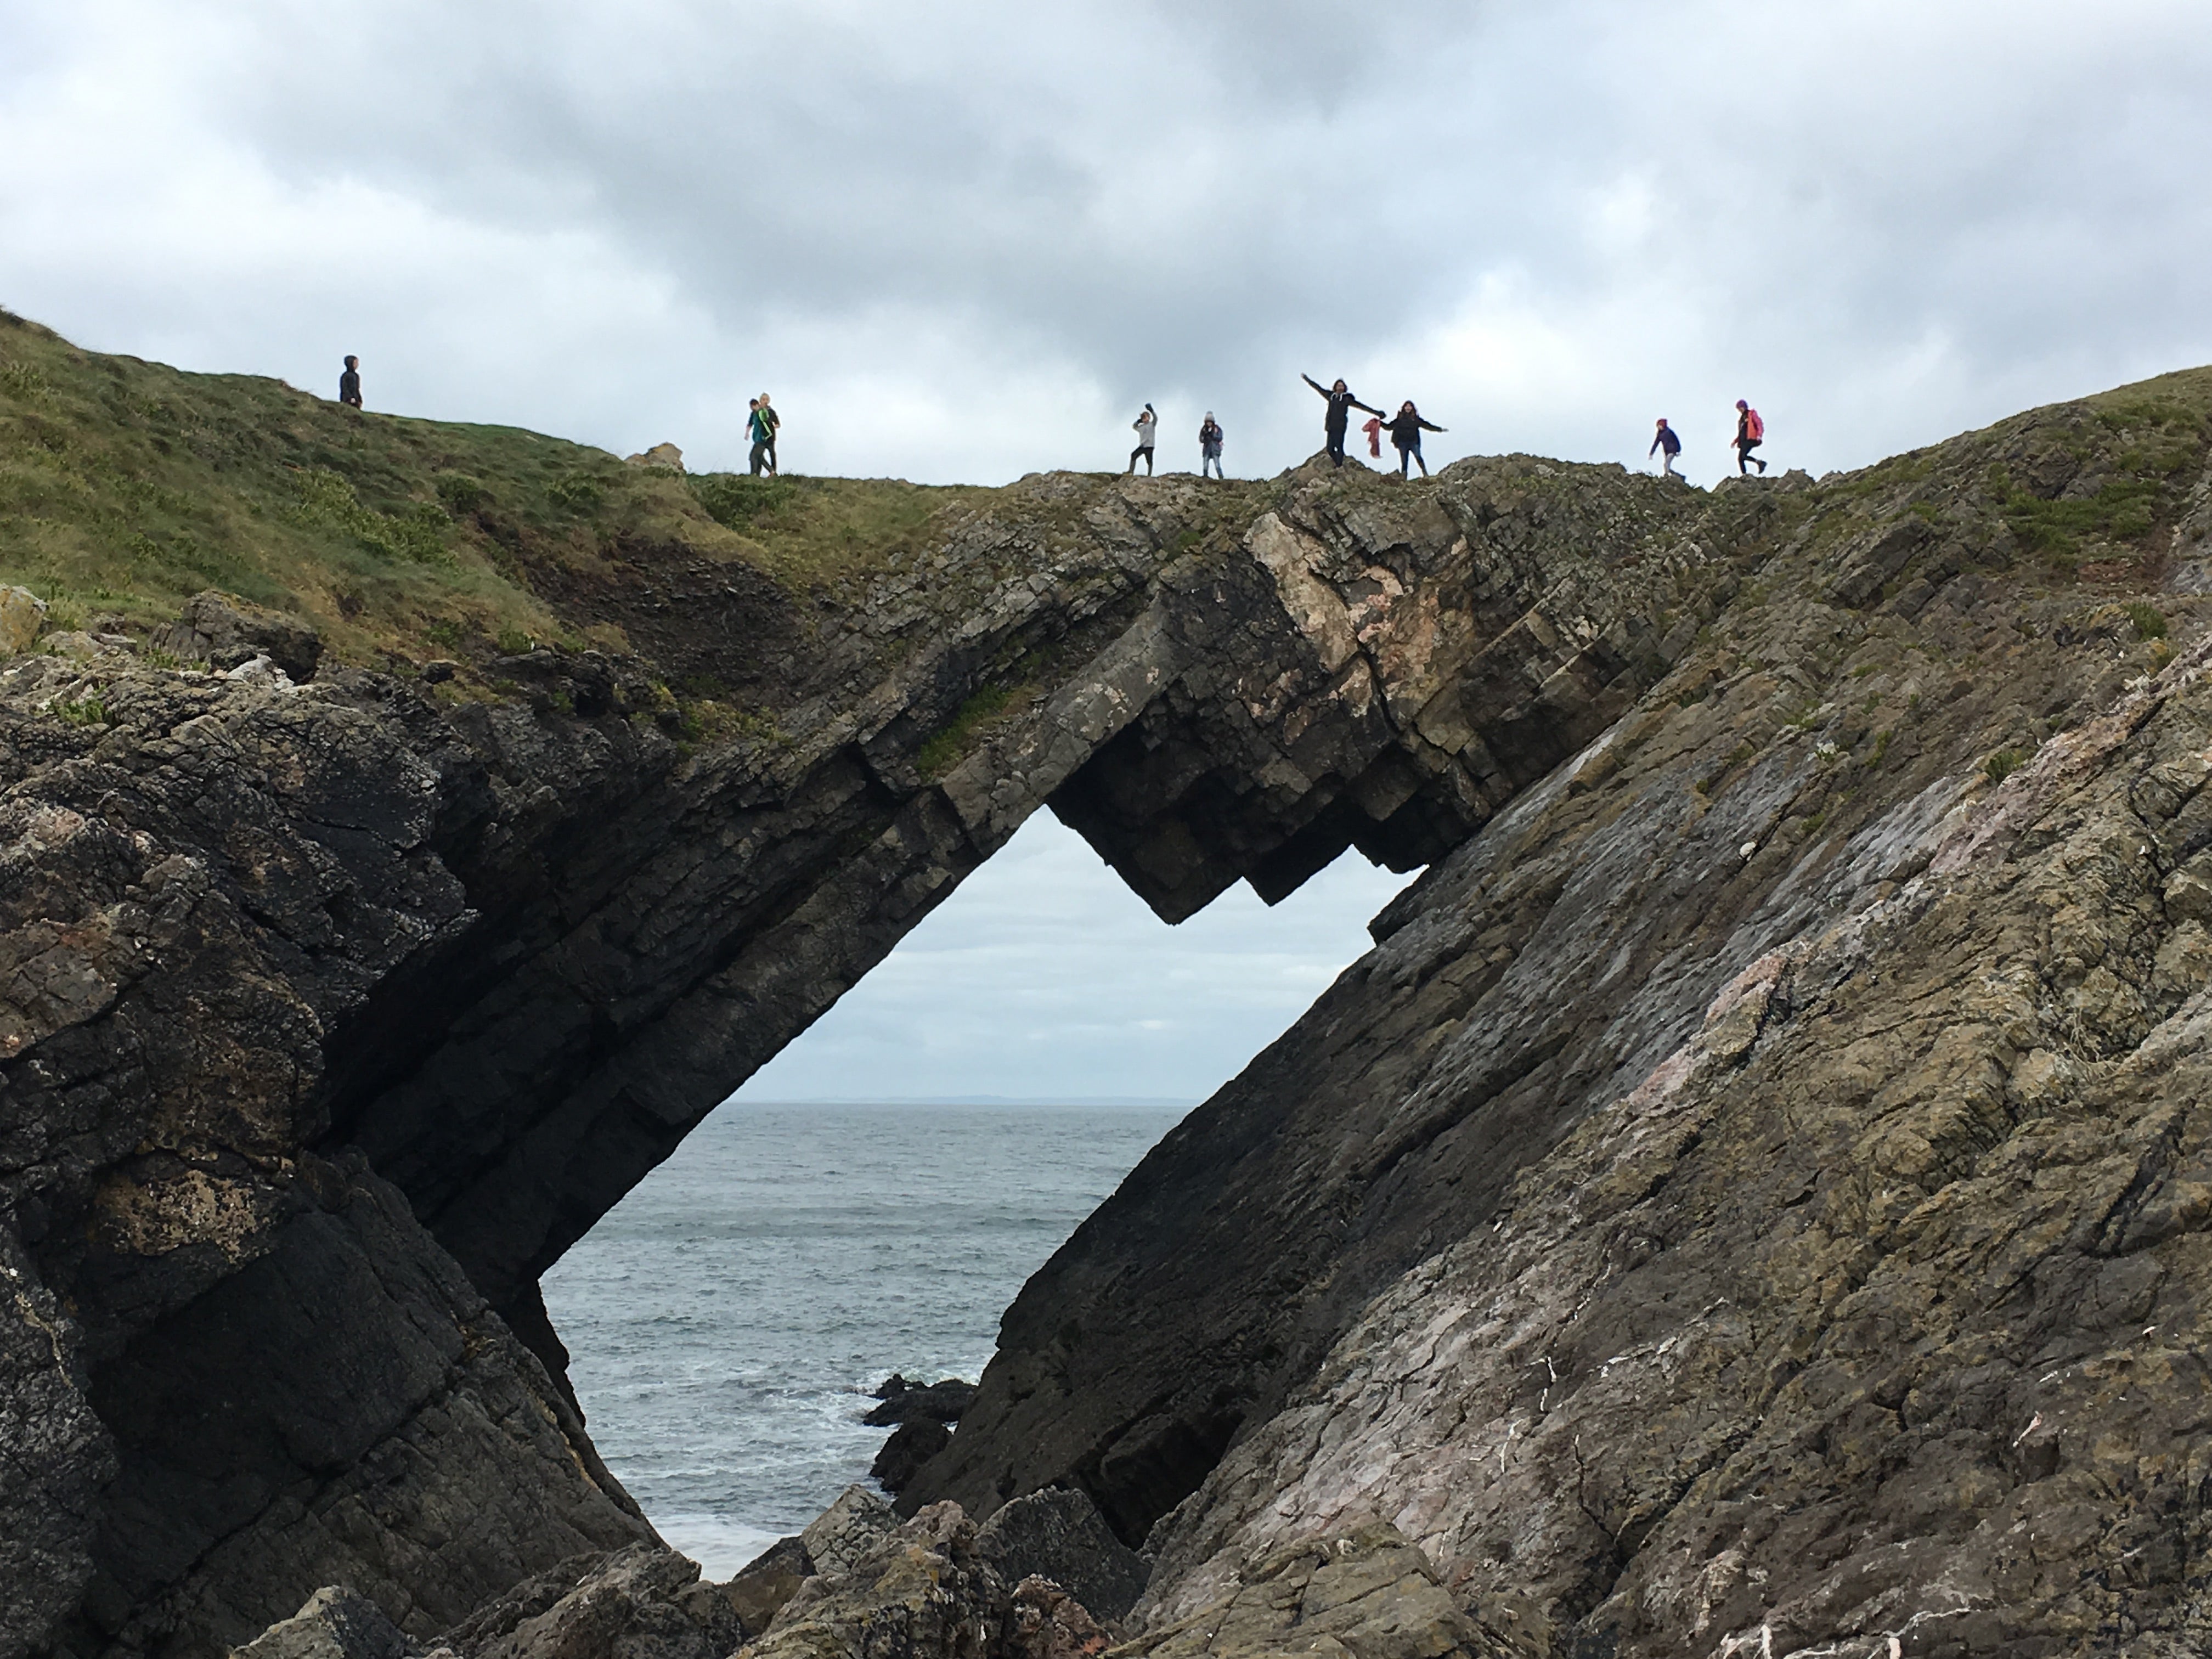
{"left": 7, "top": 314, "right": 2212, "bottom": 1659}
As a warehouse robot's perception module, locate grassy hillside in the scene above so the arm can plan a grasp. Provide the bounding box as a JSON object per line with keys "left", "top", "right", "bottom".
{"left": 0, "top": 309, "right": 980, "bottom": 674}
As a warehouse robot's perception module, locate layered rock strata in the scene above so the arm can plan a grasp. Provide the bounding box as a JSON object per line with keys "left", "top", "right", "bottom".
{"left": 5, "top": 453, "right": 1741, "bottom": 1659}
{"left": 8, "top": 361, "right": 2212, "bottom": 1659}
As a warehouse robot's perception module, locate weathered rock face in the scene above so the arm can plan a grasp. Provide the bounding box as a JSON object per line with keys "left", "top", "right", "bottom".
{"left": 919, "top": 388, "right": 2212, "bottom": 1654}
{"left": 10, "top": 367, "right": 2212, "bottom": 1659}
{"left": 1, "top": 453, "right": 1744, "bottom": 1659}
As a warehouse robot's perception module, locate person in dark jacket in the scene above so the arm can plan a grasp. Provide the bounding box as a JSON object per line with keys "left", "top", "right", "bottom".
{"left": 1199, "top": 413, "right": 1224, "bottom": 478}
{"left": 1649, "top": 417, "right": 1681, "bottom": 477}
{"left": 749, "top": 394, "right": 781, "bottom": 475}
{"left": 1301, "top": 374, "right": 1383, "bottom": 468}
{"left": 338, "top": 356, "right": 362, "bottom": 409}
{"left": 1382, "top": 402, "right": 1445, "bottom": 477}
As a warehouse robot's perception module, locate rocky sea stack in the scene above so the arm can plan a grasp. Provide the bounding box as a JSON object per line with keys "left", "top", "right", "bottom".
{"left": 7, "top": 307, "right": 2212, "bottom": 1657}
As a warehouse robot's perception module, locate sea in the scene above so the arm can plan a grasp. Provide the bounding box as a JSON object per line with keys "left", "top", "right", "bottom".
{"left": 539, "top": 1097, "right": 1186, "bottom": 1581}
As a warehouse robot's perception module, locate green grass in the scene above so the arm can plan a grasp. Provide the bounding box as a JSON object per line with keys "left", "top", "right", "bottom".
{"left": 2124, "top": 601, "right": 2168, "bottom": 640}
{"left": 917, "top": 682, "right": 1021, "bottom": 777}
{"left": 0, "top": 311, "right": 975, "bottom": 675}
{"left": 1985, "top": 748, "right": 2028, "bottom": 785}
{"left": 689, "top": 473, "right": 986, "bottom": 586}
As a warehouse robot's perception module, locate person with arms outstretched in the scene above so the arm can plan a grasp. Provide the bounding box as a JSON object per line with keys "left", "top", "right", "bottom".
{"left": 1734, "top": 400, "right": 1766, "bottom": 475}
{"left": 1301, "top": 374, "right": 1383, "bottom": 468}
{"left": 1199, "top": 413, "right": 1224, "bottom": 478}
{"left": 1649, "top": 417, "right": 1681, "bottom": 477}
{"left": 338, "top": 356, "right": 362, "bottom": 409}
{"left": 1128, "top": 404, "right": 1158, "bottom": 475}
{"left": 1383, "top": 401, "right": 1444, "bottom": 477}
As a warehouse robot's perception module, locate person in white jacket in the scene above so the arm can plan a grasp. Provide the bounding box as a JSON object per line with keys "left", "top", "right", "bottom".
{"left": 1128, "top": 404, "right": 1158, "bottom": 475}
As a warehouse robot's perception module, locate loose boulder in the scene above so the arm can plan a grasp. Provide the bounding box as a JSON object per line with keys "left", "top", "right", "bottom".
{"left": 799, "top": 1484, "right": 900, "bottom": 1578}
{"left": 160, "top": 589, "right": 324, "bottom": 680}
{"left": 231, "top": 1587, "right": 415, "bottom": 1659}
{"left": 1000, "top": 1577, "right": 1111, "bottom": 1659}
{"left": 974, "top": 1489, "right": 1148, "bottom": 1626}
{"left": 447, "top": 1544, "right": 740, "bottom": 1659}
{"left": 0, "top": 584, "right": 46, "bottom": 654}
{"left": 715, "top": 1536, "right": 814, "bottom": 1636}
{"left": 740, "top": 1503, "right": 1002, "bottom": 1659}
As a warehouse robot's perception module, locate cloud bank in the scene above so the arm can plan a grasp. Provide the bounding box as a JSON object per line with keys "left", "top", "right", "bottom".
{"left": 5, "top": 1, "right": 2209, "bottom": 488}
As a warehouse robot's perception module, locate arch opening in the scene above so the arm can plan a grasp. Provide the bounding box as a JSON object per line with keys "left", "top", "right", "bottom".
{"left": 540, "top": 814, "right": 1415, "bottom": 1576}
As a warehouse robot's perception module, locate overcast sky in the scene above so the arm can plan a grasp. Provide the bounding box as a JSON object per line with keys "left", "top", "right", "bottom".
{"left": 7, "top": 1, "right": 2208, "bottom": 1099}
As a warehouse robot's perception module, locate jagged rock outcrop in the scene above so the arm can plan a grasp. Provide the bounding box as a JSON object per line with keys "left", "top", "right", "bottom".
{"left": 915, "top": 383, "right": 2212, "bottom": 1654}
{"left": 10, "top": 355, "right": 2212, "bottom": 1659}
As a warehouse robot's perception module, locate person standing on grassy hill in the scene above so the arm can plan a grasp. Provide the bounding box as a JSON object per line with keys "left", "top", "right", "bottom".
{"left": 1128, "top": 403, "right": 1158, "bottom": 475}
{"left": 1199, "top": 412, "right": 1224, "bottom": 478}
{"left": 1382, "top": 402, "right": 1446, "bottom": 478}
{"left": 749, "top": 394, "right": 781, "bottom": 476}
{"left": 1649, "top": 417, "right": 1681, "bottom": 477}
{"left": 1735, "top": 399, "right": 1767, "bottom": 475}
{"left": 338, "top": 356, "right": 362, "bottom": 409}
{"left": 1301, "top": 374, "right": 1383, "bottom": 469}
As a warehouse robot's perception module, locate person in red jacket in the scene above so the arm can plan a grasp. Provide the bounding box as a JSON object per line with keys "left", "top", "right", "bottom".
{"left": 1735, "top": 400, "right": 1767, "bottom": 475}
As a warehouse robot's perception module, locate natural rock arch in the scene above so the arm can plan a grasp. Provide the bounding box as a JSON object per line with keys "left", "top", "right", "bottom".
{"left": 5, "top": 457, "right": 1747, "bottom": 1659}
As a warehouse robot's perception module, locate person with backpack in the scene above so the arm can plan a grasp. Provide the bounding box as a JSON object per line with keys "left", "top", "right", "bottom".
{"left": 1735, "top": 400, "right": 1767, "bottom": 475}
{"left": 1301, "top": 374, "right": 1384, "bottom": 468}
{"left": 749, "top": 394, "right": 781, "bottom": 476}
{"left": 1649, "top": 417, "right": 1682, "bottom": 477}
{"left": 1128, "top": 404, "right": 1158, "bottom": 475}
{"left": 1199, "top": 413, "right": 1225, "bottom": 478}
{"left": 1381, "top": 402, "right": 1446, "bottom": 477}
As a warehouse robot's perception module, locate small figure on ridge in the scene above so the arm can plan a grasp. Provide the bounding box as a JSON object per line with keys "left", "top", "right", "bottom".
{"left": 749, "top": 394, "right": 781, "bottom": 476}
{"left": 338, "top": 356, "right": 362, "bottom": 409}
{"left": 1649, "top": 417, "right": 1681, "bottom": 477}
{"left": 1301, "top": 374, "right": 1383, "bottom": 469}
{"left": 1199, "top": 412, "right": 1225, "bottom": 479}
{"left": 1383, "top": 401, "right": 1446, "bottom": 478}
{"left": 1128, "top": 403, "right": 1158, "bottom": 476}
{"left": 1735, "top": 400, "right": 1766, "bottom": 475}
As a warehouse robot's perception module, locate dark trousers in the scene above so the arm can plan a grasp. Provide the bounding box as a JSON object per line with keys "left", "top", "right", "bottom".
{"left": 1396, "top": 441, "right": 1426, "bottom": 478}
{"left": 749, "top": 439, "right": 774, "bottom": 476}
{"left": 1128, "top": 444, "right": 1154, "bottom": 475}
{"left": 1326, "top": 427, "right": 1347, "bottom": 466}
{"left": 1736, "top": 438, "right": 1764, "bottom": 474}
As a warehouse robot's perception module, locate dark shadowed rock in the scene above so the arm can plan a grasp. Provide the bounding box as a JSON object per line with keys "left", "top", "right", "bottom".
{"left": 862, "top": 1378, "right": 977, "bottom": 1426}
{"left": 158, "top": 590, "right": 324, "bottom": 681}
{"left": 713, "top": 1537, "right": 813, "bottom": 1638}
{"left": 974, "top": 1490, "right": 1148, "bottom": 1626}
{"left": 871, "top": 1419, "right": 953, "bottom": 1494}
{"left": 230, "top": 1589, "right": 414, "bottom": 1659}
